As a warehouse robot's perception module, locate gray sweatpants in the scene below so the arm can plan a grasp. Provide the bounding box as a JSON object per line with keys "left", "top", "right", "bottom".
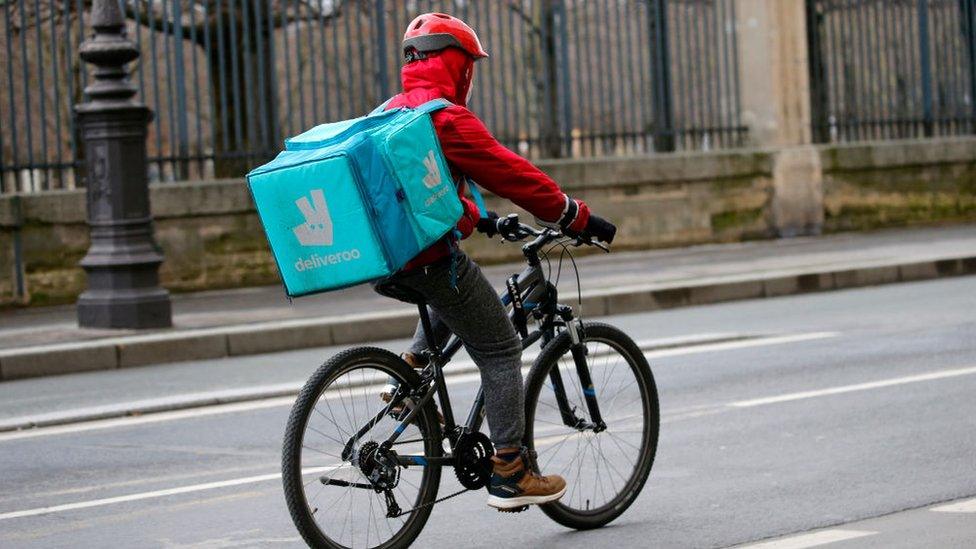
{"left": 375, "top": 253, "right": 524, "bottom": 449}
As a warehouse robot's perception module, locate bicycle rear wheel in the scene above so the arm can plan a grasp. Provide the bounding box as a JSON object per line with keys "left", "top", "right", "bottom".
{"left": 523, "top": 322, "right": 659, "bottom": 530}
{"left": 282, "top": 347, "right": 442, "bottom": 549}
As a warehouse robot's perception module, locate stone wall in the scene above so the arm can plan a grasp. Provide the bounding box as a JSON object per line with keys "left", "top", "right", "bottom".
{"left": 1, "top": 191, "right": 89, "bottom": 306}
{"left": 1, "top": 136, "right": 974, "bottom": 307}
{"left": 0, "top": 198, "right": 18, "bottom": 303}
{"left": 463, "top": 150, "right": 774, "bottom": 263}
{"left": 820, "top": 138, "right": 976, "bottom": 231}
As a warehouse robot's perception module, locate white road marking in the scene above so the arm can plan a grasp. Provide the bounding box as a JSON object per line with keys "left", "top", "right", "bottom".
{"left": 0, "top": 417, "right": 604, "bottom": 522}
{"left": 0, "top": 465, "right": 338, "bottom": 522}
{"left": 5, "top": 331, "right": 976, "bottom": 525}
{"left": 931, "top": 497, "right": 976, "bottom": 513}
{"left": 737, "top": 529, "right": 877, "bottom": 549}
{"left": 0, "top": 331, "right": 838, "bottom": 443}
{"left": 0, "top": 463, "right": 277, "bottom": 504}
{"left": 0, "top": 332, "right": 793, "bottom": 442}
{"left": 0, "top": 397, "right": 297, "bottom": 442}
{"left": 730, "top": 365, "right": 976, "bottom": 408}
{"left": 12, "top": 330, "right": 972, "bottom": 451}
{"left": 0, "top": 333, "right": 742, "bottom": 435}
{"left": 643, "top": 332, "right": 838, "bottom": 360}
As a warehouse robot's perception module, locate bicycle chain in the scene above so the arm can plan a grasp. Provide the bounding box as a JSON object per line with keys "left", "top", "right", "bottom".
{"left": 387, "top": 487, "right": 470, "bottom": 518}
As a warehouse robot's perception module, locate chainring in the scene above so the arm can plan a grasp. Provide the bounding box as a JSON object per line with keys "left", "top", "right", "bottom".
{"left": 453, "top": 431, "right": 495, "bottom": 490}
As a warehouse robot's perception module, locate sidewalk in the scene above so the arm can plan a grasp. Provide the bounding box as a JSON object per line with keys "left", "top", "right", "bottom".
{"left": 1, "top": 225, "right": 974, "bottom": 381}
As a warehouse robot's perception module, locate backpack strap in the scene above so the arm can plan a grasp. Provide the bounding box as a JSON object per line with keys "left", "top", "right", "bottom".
{"left": 465, "top": 177, "right": 489, "bottom": 220}
{"left": 370, "top": 97, "right": 452, "bottom": 117}
{"left": 414, "top": 98, "right": 483, "bottom": 220}
{"left": 369, "top": 98, "right": 394, "bottom": 116}
{"left": 413, "top": 98, "right": 453, "bottom": 114}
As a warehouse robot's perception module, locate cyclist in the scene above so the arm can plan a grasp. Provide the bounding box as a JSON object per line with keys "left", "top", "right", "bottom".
{"left": 376, "top": 12, "right": 617, "bottom": 511}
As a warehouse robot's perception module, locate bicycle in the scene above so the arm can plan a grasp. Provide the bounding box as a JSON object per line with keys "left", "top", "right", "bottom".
{"left": 282, "top": 215, "right": 660, "bottom": 548}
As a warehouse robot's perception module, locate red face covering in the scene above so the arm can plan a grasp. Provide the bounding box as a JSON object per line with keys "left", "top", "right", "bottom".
{"left": 400, "top": 47, "right": 475, "bottom": 107}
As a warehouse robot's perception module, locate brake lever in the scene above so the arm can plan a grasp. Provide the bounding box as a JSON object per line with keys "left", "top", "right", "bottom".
{"left": 572, "top": 235, "right": 611, "bottom": 252}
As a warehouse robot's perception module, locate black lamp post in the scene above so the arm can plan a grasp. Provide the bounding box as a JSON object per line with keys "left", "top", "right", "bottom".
{"left": 75, "top": 0, "right": 172, "bottom": 329}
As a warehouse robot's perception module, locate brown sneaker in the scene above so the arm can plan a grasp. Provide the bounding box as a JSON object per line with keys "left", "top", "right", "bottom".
{"left": 486, "top": 448, "right": 567, "bottom": 511}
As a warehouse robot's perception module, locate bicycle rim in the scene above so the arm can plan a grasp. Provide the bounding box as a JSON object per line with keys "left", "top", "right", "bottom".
{"left": 284, "top": 354, "right": 440, "bottom": 549}
{"left": 527, "top": 326, "right": 658, "bottom": 524}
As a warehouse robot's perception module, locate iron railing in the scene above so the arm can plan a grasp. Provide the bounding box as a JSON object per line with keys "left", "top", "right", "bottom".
{"left": 807, "top": 0, "right": 976, "bottom": 143}
{"left": 0, "top": 0, "right": 746, "bottom": 194}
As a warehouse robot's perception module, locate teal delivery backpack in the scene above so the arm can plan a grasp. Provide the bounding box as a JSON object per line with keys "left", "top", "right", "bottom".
{"left": 247, "top": 99, "right": 463, "bottom": 297}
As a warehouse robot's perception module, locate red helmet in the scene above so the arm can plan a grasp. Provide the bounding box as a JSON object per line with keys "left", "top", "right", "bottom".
{"left": 402, "top": 12, "right": 489, "bottom": 61}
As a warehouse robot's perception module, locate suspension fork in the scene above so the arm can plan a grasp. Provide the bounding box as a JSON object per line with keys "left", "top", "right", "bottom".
{"left": 550, "top": 307, "right": 605, "bottom": 431}
{"left": 544, "top": 326, "right": 582, "bottom": 429}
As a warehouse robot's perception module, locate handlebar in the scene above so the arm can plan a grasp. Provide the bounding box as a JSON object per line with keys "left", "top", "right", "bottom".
{"left": 481, "top": 213, "right": 611, "bottom": 254}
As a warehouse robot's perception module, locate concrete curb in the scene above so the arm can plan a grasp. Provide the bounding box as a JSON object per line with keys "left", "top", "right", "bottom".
{"left": 1, "top": 255, "right": 974, "bottom": 381}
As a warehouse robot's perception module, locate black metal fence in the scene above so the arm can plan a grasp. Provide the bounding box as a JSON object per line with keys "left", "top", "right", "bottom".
{"left": 807, "top": 0, "right": 976, "bottom": 143}
{"left": 0, "top": 0, "right": 745, "bottom": 194}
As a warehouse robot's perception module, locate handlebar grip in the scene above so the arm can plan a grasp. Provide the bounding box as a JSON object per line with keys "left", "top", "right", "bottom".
{"left": 475, "top": 211, "right": 500, "bottom": 236}
{"left": 586, "top": 215, "right": 617, "bottom": 244}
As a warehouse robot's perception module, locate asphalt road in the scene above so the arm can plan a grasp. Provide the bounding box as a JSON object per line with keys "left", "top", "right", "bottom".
{"left": 1, "top": 276, "right": 975, "bottom": 548}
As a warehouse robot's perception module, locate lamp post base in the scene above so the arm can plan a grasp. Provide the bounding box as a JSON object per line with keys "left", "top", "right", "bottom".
{"left": 77, "top": 288, "right": 172, "bottom": 329}
{"left": 74, "top": 0, "right": 173, "bottom": 331}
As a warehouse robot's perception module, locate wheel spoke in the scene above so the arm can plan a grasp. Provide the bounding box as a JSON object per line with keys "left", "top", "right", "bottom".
{"left": 301, "top": 445, "right": 341, "bottom": 459}
{"left": 287, "top": 359, "right": 440, "bottom": 549}
{"left": 306, "top": 424, "right": 344, "bottom": 446}
{"left": 530, "top": 331, "right": 657, "bottom": 520}
{"left": 313, "top": 401, "right": 351, "bottom": 440}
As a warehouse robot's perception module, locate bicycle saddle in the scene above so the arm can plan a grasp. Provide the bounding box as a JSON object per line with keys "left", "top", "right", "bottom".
{"left": 372, "top": 279, "right": 426, "bottom": 305}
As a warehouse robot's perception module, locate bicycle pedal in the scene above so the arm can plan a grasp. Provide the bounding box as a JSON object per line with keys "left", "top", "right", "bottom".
{"left": 497, "top": 505, "right": 529, "bottom": 514}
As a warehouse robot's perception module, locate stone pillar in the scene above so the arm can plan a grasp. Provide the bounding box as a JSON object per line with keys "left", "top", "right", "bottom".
{"left": 75, "top": 0, "right": 172, "bottom": 328}
{"left": 735, "top": 0, "right": 822, "bottom": 236}
{"left": 735, "top": 0, "right": 812, "bottom": 147}
{"left": 771, "top": 146, "right": 824, "bottom": 237}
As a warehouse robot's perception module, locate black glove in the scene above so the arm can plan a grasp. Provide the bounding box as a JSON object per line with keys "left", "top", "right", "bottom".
{"left": 476, "top": 211, "right": 500, "bottom": 237}
{"left": 477, "top": 212, "right": 524, "bottom": 240}
{"left": 584, "top": 215, "right": 617, "bottom": 244}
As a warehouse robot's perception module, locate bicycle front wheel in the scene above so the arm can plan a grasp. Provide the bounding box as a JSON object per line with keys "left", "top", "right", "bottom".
{"left": 524, "top": 322, "right": 659, "bottom": 530}
{"left": 282, "top": 347, "right": 442, "bottom": 549}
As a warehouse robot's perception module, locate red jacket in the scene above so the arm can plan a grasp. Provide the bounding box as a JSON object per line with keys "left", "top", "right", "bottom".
{"left": 385, "top": 48, "right": 590, "bottom": 269}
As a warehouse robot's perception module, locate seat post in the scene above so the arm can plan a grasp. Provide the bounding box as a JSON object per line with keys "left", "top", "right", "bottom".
{"left": 416, "top": 302, "right": 442, "bottom": 356}
{"left": 416, "top": 300, "right": 458, "bottom": 434}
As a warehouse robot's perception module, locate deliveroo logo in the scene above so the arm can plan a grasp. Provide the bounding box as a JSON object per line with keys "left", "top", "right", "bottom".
{"left": 292, "top": 189, "right": 333, "bottom": 247}
{"left": 422, "top": 150, "right": 442, "bottom": 189}
{"left": 422, "top": 149, "right": 451, "bottom": 207}
{"left": 291, "top": 188, "right": 363, "bottom": 273}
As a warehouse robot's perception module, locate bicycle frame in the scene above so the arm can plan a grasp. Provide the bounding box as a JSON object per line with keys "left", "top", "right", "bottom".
{"left": 342, "top": 228, "right": 607, "bottom": 470}
{"left": 291, "top": 222, "right": 655, "bottom": 538}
